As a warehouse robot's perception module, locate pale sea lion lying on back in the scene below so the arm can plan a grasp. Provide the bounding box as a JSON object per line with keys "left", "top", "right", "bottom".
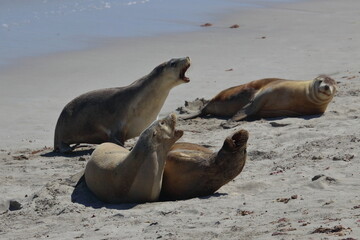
{"left": 54, "top": 57, "right": 190, "bottom": 153}
{"left": 182, "top": 75, "right": 337, "bottom": 121}
{"left": 160, "top": 129, "right": 249, "bottom": 200}
{"left": 85, "top": 114, "right": 183, "bottom": 204}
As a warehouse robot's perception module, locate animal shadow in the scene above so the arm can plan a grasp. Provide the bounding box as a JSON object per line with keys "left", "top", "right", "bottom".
{"left": 264, "top": 114, "right": 324, "bottom": 121}
{"left": 71, "top": 176, "right": 138, "bottom": 210}
{"left": 199, "top": 192, "right": 228, "bottom": 200}
{"left": 41, "top": 148, "right": 94, "bottom": 158}
{"left": 221, "top": 114, "right": 324, "bottom": 129}
{"left": 159, "top": 192, "right": 228, "bottom": 202}
{"left": 71, "top": 173, "right": 227, "bottom": 208}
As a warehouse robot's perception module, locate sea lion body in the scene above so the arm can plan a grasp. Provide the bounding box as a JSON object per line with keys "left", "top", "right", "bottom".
{"left": 183, "top": 75, "right": 337, "bottom": 121}
{"left": 161, "top": 129, "right": 248, "bottom": 200}
{"left": 84, "top": 114, "right": 183, "bottom": 203}
{"left": 54, "top": 57, "right": 190, "bottom": 153}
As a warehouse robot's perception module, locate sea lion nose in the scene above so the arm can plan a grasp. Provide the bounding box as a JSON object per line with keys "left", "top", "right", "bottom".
{"left": 168, "top": 113, "right": 177, "bottom": 125}
{"left": 324, "top": 85, "right": 329, "bottom": 91}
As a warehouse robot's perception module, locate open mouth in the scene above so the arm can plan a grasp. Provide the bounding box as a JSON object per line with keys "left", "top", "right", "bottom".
{"left": 174, "top": 129, "right": 184, "bottom": 138}
{"left": 232, "top": 129, "right": 249, "bottom": 148}
{"left": 179, "top": 63, "right": 190, "bottom": 82}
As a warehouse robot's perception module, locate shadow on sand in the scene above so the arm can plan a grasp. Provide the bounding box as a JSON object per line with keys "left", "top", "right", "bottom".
{"left": 41, "top": 148, "right": 94, "bottom": 158}
{"left": 70, "top": 173, "right": 228, "bottom": 209}
{"left": 71, "top": 176, "right": 138, "bottom": 210}
{"left": 220, "top": 114, "right": 324, "bottom": 129}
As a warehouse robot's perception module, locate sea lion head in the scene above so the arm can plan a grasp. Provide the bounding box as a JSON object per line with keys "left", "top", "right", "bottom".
{"left": 143, "top": 113, "right": 183, "bottom": 149}
{"left": 152, "top": 57, "right": 191, "bottom": 87}
{"left": 221, "top": 129, "right": 249, "bottom": 154}
{"left": 312, "top": 75, "right": 337, "bottom": 100}
{"left": 215, "top": 129, "right": 249, "bottom": 182}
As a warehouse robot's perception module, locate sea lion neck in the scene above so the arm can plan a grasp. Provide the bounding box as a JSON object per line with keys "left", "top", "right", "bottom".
{"left": 130, "top": 72, "right": 174, "bottom": 93}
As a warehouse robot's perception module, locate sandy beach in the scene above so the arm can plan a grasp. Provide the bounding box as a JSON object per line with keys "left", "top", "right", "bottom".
{"left": 1, "top": 0, "right": 360, "bottom": 239}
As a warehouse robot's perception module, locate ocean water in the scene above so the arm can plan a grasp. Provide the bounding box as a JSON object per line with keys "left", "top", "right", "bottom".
{"left": 0, "top": 0, "right": 295, "bottom": 68}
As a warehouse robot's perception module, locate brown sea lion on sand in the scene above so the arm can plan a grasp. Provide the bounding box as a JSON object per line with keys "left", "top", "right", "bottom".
{"left": 54, "top": 57, "right": 191, "bottom": 153}
{"left": 160, "top": 129, "right": 248, "bottom": 200}
{"left": 84, "top": 114, "right": 183, "bottom": 204}
{"left": 182, "top": 75, "right": 337, "bottom": 121}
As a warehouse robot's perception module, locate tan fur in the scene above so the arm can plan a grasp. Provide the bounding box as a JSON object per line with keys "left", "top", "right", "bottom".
{"left": 54, "top": 57, "right": 190, "bottom": 153}
{"left": 84, "top": 114, "right": 183, "bottom": 204}
{"left": 183, "top": 75, "right": 337, "bottom": 121}
{"left": 160, "top": 129, "right": 249, "bottom": 200}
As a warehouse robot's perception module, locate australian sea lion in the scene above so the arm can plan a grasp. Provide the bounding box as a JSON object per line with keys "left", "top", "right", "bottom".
{"left": 182, "top": 75, "right": 337, "bottom": 121}
{"left": 160, "top": 129, "right": 248, "bottom": 200}
{"left": 54, "top": 57, "right": 190, "bottom": 153}
{"left": 84, "top": 114, "right": 183, "bottom": 204}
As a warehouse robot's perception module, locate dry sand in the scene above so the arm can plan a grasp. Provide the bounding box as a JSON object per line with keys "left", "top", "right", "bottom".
{"left": 1, "top": 0, "right": 360, "bottom": 239}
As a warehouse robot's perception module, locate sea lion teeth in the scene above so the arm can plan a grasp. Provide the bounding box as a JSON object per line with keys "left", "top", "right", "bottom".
{"left": 180, "top": 63, "right": 191, "bottom": 82}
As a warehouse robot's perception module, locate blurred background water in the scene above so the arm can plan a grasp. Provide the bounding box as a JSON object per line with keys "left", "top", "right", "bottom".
{"left": 0, "top": 0, "right": 295, "bottom": 68}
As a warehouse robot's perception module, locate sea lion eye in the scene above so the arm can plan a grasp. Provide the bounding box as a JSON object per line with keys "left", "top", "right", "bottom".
{"left": 170, "top": 61, "right": 177, "bottom": 67}
{"left": 160, "top": 121, "right": 165, "bottom": 125}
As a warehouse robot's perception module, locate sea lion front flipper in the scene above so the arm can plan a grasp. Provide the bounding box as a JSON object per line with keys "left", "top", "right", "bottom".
{"left": 180, "top": 110, "right": 204, "bottom": 120}
{"left": 58, "top": 142, "right": 73, "bottom": 153}
{"left": 110, "top": 129, "right": 126, "bottom": 147}
{"left": 220, "top": 120, "right": 242, "bottom": 129}
{"left": 110, "top": 136, "right": 125, "bottom": 147}
{"left": 231, "top": 89, "right": 268, "bottom": 121}
{"left": 230, "top": 99, "right": 257, "bottom": 121}
{"left": 220, "top": 95, "right": 257, "bottom": 128}
{"left": 231, "top": 109, "right": 248, "bottom": 121}
{"left": 221, "top": 102, "right": 255, "bottom": 128}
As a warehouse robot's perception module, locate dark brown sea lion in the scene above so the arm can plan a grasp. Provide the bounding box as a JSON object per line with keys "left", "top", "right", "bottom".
{"left": 54, "top": 57, "right": 190, "bottom": 153}
{"left": 182, "top": 75, "right": 337, "bottom": 121}
{"left": 160, "top": 129, "right": 249, "bottom": 200}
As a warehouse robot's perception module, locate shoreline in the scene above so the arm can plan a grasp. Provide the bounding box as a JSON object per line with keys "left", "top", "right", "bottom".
{"left": 0, "top": 0, "right": 304, "bottom": 70}
{"left": 0, "top": 0, "right": 273, "bottom": 69}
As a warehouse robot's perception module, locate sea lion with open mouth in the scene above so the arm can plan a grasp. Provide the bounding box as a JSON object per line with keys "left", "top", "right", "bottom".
{"left": 54, "top": 57, "right": 190, "bottom": 153}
